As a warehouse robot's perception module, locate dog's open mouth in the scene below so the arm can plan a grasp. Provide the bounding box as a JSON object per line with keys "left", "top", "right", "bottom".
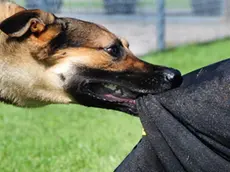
{"left": 85, "top": 83, "right": 138, "bottom": 106}
{"left": 67, "top": 68, "right": 182, "bottom": 115}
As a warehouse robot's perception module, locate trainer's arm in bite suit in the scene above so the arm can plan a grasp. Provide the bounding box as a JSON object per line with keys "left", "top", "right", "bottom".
{"left": 115, "top": 59, "right": 230, "bottom": 172}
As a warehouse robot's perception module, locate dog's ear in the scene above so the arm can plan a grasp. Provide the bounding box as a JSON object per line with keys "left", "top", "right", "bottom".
{"left": 0, "top": 9, "right": 55, "bottom": 38}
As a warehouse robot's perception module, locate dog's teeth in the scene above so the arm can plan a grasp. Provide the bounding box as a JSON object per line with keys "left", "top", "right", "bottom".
{"left": 115, "top": 89, "right": 121, "bottom": 94}
{"left": 104, "top": 84, "right": 117, "bottom": 90}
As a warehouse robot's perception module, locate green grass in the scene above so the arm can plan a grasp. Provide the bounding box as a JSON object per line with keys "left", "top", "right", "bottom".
{"left": 166, "top": 0, "right": 190, "bottom": 9}
{"left": 14, "top": 0, "right": 190, "bottom": 10}
{"left": 63, "top": 0, "right": 103, "bottom": 9}
{"left": 0, "top": 104, "right": 141, "bottom": 172}
{"left": 144, "top": 39, "right": 230, "bottom": 74}
{"left": 63, "top": 0, "right": 190, "bottom": 9}
{"left": 1, "top": 39, "right": 230, "bottom": 171}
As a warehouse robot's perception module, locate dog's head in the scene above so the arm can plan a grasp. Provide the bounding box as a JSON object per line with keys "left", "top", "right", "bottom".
{"left": 0, "top": 3, "right": 182, "bottom": 115}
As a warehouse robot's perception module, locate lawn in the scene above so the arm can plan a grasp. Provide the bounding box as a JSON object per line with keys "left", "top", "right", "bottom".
{"left": 63, "top": 0, "right": 190, "bottom": 9}
{"left": 14, "top": 0, "right": 190, "bottom": 10}
{"left": 144, "top": 39, "right": 230, "bottom": 74}
{"left": 0, "top": 39, "right": 230, "bottom": 172}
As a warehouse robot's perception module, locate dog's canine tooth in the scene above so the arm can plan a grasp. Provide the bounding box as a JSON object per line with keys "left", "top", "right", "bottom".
{"left": 115, "top": 89, "right": 121, "bottom": 94}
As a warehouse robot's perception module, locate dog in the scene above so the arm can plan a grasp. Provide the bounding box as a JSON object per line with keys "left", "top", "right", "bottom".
{"left": 0, "top": 2, "right": 182, "bottom": 115}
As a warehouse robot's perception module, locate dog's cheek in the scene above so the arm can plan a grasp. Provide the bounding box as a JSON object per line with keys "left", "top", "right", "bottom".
{"left": 47, "top": 61, "right": 74, "bottom": 82}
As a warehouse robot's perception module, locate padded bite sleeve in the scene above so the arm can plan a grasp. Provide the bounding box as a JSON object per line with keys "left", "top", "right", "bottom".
{"left": 115, "top": 59, "right": 230, "bottom": 172}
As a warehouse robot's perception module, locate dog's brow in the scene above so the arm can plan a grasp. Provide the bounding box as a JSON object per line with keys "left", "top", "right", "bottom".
{"left": 106, "top": 39, "right": 122, "bottom": 48}
{"left": 115, "top": 39, "right": 123, "bottom": 46}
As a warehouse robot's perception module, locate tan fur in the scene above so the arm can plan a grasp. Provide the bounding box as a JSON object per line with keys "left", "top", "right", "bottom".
{"left": 0, "top": 2, "right": 73, "bottom": 106}
{"left": 0, "top": 1, "right": 25, "bottom": 22}
{"left": 52, "top": 47, "right": 147, "bottom": 72}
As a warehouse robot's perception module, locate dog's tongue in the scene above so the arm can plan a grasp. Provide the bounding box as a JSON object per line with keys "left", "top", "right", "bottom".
{"left": 104, "top": 94, "right": 136, "bottom": 104}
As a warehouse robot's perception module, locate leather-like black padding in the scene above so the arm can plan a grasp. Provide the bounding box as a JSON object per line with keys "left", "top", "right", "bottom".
{"left": 115, "top": 59, "right": 230, "bottom": 172}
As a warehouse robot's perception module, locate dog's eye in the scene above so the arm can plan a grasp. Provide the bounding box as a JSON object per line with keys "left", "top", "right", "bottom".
{"left": 104, "top": 45, "right": 123, "bottom": 59}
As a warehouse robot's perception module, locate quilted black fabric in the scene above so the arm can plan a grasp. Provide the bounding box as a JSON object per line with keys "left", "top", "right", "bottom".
{"left": 115, "top": 59, "right": 230, "bottom": 172}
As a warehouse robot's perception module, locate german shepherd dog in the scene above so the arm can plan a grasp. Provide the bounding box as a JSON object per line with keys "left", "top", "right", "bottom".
{"left": 0, "top": 2, "right": 182, "bottom": 115}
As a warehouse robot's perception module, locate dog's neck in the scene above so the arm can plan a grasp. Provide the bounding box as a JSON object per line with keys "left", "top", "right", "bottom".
{"left": 0, "top": 2, "right": 23, "bottom": 105}
{"left": 0, "top": 2, "right": 25, "bottom": 23}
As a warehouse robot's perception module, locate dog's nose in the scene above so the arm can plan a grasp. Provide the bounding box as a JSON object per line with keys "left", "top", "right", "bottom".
{"left": 164, "top": 68, "right": 183, "bottom": 88}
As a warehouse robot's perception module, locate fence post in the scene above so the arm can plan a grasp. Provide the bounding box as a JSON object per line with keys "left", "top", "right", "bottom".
{"left": 224, "top": 0, "right": 230, "bottom": 22}
{"left": 156, "top": 0, "right": 165, "bottom": 51}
